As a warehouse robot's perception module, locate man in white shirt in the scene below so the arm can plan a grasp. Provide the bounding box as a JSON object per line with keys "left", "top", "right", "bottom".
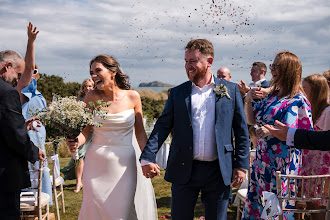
{"left": 140, "top": 39, "right": 250, "bottom": 220}
{"left": 237, "top": 62, "right": 269, "bottom": 98}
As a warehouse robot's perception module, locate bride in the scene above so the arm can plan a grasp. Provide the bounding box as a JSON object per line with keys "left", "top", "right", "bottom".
{"left": 67, "top": 54, "right": 158, "bottom": 220}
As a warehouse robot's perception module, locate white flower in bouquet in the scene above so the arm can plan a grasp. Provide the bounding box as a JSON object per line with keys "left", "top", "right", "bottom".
{"left": 33, "top": 95, "right": 110, "bottom": 161}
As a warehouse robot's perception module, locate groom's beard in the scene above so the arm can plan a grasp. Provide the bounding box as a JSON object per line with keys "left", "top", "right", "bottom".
{"left": 187, "top": 66, "right": 208, "bottom": 85}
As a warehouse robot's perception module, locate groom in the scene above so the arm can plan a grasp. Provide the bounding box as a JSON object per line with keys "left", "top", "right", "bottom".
{"left": 140, "top": 39, "right": 250, "bottom": 220}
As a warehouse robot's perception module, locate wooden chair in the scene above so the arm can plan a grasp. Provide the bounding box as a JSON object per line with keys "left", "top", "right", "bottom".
{"left": 20, "top": 161, "right": 51, "bottom": 220}
{"left": 276, "top": 171, "right": 330, "bottom": 220}
{"left": 236, "top": 149, "right": 256, "bottom": 220}
{"left": 50, "top": 154, "right": 65, "bottom": 220}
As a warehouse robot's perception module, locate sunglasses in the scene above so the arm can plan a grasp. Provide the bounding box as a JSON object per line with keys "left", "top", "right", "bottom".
{"left": 33, "top": 69, "right": 39, "bottom": 75}
{"left": 269, "top": 63, "right": 280, "bottom": 70}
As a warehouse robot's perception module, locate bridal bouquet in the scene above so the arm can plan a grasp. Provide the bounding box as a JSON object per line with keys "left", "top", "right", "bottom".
{"left": 34, "top": 95, "right": 109, "bottom": 160}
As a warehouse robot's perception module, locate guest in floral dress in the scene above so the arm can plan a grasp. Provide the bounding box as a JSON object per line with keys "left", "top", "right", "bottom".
{"left": 242, "top": 51, "right": 313, "bottom": 219}
{"left": 296, "top": 74, "right": 330, "bottom": 220}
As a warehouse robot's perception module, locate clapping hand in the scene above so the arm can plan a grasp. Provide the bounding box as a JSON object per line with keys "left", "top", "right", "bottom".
{"left": 264, "top": 120, "right": 288, "bottom": 141}
{"left": 142, "top": 163, "right": 161, "bottom": 179}
{"left": 249, "top": 87, "right": 264, "bottom": 99}
{"left": 236, "top": 80, "right": 250, "bottom": 93}
{"left": 256, "top": 125, "right": 271, "bottom": 139}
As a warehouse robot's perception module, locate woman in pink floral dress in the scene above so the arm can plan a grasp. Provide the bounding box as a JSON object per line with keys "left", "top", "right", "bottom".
{"left": 242, "top": 52, "right": 313, "bottom": 219}
{"left": 297, "top": 74, "right": 330, "bottom": 220}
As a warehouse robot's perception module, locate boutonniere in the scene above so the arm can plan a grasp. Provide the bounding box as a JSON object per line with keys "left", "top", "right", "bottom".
{"left": 213, "top": 84, "right": 232, "bottom": 100}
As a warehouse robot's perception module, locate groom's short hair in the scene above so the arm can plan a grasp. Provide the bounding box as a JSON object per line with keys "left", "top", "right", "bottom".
{"left": 185, "top": 39, "right": 214, "bottom": 58}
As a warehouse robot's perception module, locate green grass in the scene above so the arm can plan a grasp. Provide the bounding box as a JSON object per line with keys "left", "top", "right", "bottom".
{"left": 52, "top": 158, "right": 238, "bottom": 219}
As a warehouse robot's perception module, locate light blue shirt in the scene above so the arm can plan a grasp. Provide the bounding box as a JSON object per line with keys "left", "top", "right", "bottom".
{"left": 21, "top": 79, "right": 47, "bottom": 147}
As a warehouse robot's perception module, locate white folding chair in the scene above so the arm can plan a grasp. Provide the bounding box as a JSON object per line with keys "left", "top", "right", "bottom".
{"left": 20, "top": 161, "right": 50, "bottom": 220}
{"left": 50, "top": 154, "right": 65, "bottom": 220}
{"left": 276, "top": 171, "right": 330, "bottom": 220}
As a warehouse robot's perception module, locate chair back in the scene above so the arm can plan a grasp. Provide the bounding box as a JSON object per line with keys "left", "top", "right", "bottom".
{"left": 275, "top": 171, "right": 330, "bottom": 220}
{"left": 21, "top": 161, "right": 45, "bottom": 217}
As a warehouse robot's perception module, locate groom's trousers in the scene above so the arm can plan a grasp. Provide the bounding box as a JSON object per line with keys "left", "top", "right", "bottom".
{"left": 170, "top": 159, "right": 230, "bottom": 220}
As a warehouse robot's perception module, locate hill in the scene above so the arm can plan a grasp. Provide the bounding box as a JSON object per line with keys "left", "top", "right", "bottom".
{"left": 138, "top": 81, "right": 175, "bottom": 87}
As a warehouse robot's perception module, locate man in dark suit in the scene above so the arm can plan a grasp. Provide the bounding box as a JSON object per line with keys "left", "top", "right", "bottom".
{"left": 0, "top": 50, "right": 44, "bottom": 219}
{"left": 265, "top": 120, "right": 330, "bottom": 151}
{"left": 140, "top": 39, "right": 250, "bottom": 220}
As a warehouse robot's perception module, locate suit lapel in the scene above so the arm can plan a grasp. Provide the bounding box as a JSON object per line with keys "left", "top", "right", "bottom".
{"left": 184, "top": 82, "right": 192, "bottom": 123}
{"left": 214, "top": 77, "right": 224, "bottom": 123}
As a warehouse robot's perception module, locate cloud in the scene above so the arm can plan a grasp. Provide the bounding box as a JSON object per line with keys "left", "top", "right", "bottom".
{"left": 0, "top": 0, "right": 328, "bottom": 86}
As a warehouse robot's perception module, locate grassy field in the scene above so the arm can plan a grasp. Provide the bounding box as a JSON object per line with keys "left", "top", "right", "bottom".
{"left": 52, "top": 158, "right": 238, "bottom": 220}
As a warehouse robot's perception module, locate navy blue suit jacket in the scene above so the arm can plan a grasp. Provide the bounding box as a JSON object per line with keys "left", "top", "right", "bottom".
{"left": 140, "top": 77, "right": 250, "bottom": 186}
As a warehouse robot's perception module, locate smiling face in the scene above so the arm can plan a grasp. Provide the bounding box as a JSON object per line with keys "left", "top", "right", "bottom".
{"left": 185, "top": 49, "right": 211, "bottom": 85}
{"left": 83, "top": 80, "right": 94, "bottom": 94}
{"left": 270, "top": 57, "right": 280, "bottom": 85}
{"left": 90, "top": 61, "right": 116, "bottom": 90}
{"left": 1, "top": 59, "right": 24, "bottom": 86}
{"left": 250, "top": 65, "right": 261, "bottom": 82}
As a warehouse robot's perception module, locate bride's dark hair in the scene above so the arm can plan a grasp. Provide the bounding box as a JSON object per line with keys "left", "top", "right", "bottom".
{"left": 90, "top": 54, "right": 131, "bottom": 90}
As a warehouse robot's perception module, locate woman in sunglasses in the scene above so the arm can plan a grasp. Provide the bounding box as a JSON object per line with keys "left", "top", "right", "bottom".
{"left": 242, "top": 51, "right": 313, "bottom": 219}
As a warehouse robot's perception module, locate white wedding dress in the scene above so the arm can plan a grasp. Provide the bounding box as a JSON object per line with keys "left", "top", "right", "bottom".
{"left": 79, "top": 109, "right": 158, "bottom": 220}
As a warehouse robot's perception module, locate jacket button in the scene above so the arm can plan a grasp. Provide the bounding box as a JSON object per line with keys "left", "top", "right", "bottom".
{"left": 189, "top": 147, "right": 192, "bottom": 150}
{"left": 182, "top": 163, "right": 185, "bottom": 165}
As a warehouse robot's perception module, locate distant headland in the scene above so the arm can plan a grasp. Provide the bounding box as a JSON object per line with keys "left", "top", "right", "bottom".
{"left": 138, "top": 81, "right": 175, "bottom": 87}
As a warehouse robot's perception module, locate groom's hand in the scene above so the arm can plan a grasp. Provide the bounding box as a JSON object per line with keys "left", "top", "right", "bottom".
{"left": 231, "top": 168, "right": 246, "bottom": 188}
{"left": 142, "top": 163, "right": 160, "bottom": 178}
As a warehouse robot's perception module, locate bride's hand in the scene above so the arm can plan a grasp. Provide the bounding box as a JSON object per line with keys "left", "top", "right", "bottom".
{"left": 142, "top": 163, "right": 160, "bottom": 179}
{"left": 66, "top": 138, "right": 78, "bottom": 153}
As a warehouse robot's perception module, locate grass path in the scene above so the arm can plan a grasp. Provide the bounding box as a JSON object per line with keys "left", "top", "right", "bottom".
{"left": 53, "top": 158, "right": 238, "bottom": 219}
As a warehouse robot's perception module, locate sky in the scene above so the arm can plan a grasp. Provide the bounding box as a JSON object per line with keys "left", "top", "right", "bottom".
{"left": 0, "top": 0, "right": 329, "bottom": 87}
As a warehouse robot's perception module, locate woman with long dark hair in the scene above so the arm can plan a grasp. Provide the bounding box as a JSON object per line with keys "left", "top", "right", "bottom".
{"left": 67, "top": 54, "right": 157, "bottom": 219}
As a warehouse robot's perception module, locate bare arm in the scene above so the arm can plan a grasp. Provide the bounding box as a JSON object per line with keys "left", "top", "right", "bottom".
{"left": 244, "top": 89, "right": 257, "bottom": 125}
{"left": 133, "top": 91, "right": 148, "bottom": 151}
{"left": 17, "top": 22, "right": 39, "bottom": 102}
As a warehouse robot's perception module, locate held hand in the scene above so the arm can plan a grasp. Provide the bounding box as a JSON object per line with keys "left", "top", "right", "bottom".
{"left": 256, "top": 125, "right": 271, "bottom": 139}
{"left": 66, "top": 138, "right": 78, "bottom": 153}
{"left": 231, "top": 168, "right": 246, "bottom": 188}
{"left": 38, "top": 148, "right": 45, "bottom": 160}
{"left": 27, "top": 22, "right": 39, "bottom": 42}
{"left": 142, "top": 163, "right": 160, "bottom": 179}
{"left": 26, "top": 117, "right": 41, "bottom": 131}
{"left": 264, "top": 120, "right": 288, "bottom": 141}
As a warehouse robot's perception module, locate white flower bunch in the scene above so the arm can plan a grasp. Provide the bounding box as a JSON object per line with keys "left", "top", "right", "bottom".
{"left": 35, "top": 95, "right": 109, "bottom": 140}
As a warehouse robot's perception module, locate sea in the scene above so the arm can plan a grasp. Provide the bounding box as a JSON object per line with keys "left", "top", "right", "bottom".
{"left": 133, "top": 86, "right": 173, "bottom": 93}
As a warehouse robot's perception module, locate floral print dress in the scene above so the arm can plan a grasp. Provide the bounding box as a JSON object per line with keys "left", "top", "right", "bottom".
{"left": 300, "top": 105, "right": 330, "bottom": 207}
{"left": 242, "top": 93, "right": 312, "bottom": 219}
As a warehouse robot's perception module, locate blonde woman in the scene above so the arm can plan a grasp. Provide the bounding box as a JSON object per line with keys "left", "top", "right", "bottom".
{"left": 297, "top": 74, "right": 330, "bottom": 220}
